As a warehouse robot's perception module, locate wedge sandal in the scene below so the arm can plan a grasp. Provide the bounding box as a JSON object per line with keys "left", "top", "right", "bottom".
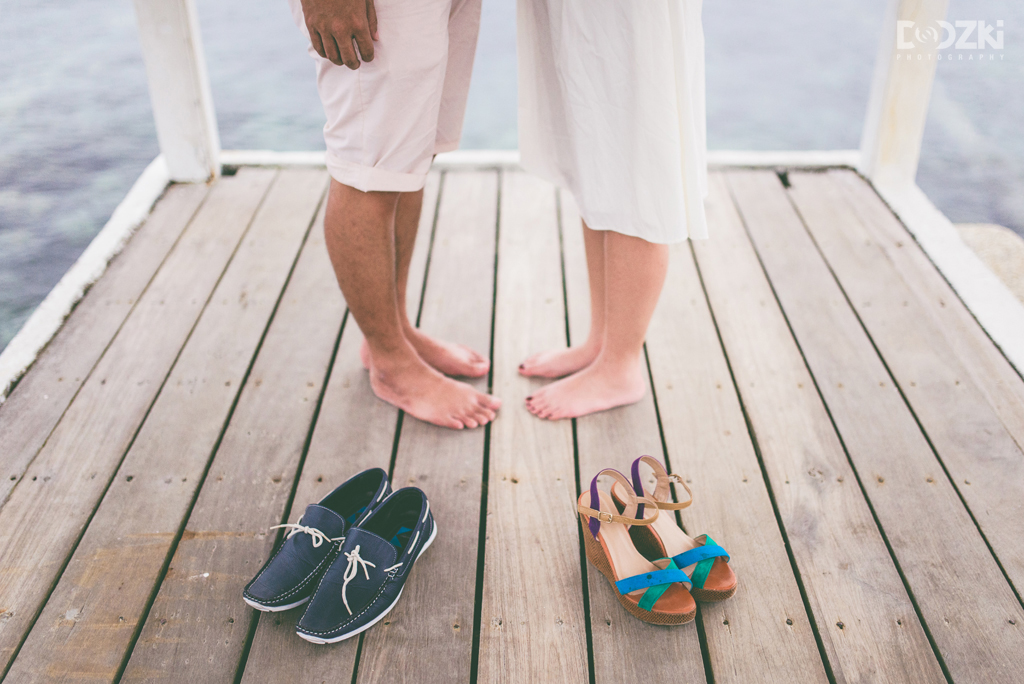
{"left": 578, "top": 468, "right": 696, "bottom": 625}
{"left": 612, "top": 456, "right": 737, "bottom": 602}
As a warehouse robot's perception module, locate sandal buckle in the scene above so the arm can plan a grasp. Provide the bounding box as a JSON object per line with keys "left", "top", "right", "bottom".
{"left": 598, "top": 512, "right": 614, "bottom": 523}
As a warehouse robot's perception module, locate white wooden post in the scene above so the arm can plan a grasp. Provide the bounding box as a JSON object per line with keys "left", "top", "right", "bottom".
{"left": 860, "top": 0, "right": 949, "bottom": 190}
{"left": 133, "top": 0, "right": 220, "bottom": 182}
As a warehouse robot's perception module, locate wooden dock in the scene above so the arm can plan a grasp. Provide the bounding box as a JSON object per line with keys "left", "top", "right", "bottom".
{"left": 0, "top": 165, "right": 1022, "bottom": 683}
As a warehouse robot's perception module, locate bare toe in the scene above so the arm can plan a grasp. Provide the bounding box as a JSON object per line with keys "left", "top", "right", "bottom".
{"left": 518, "top": 344, "right": 599, "bottom": 379}
{"left": 518, "top": 353, "right": 542, "bottom": 376}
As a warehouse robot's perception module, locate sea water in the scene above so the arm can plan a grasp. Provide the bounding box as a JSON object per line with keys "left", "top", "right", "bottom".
{"left": 0, "top": 0, "right": 1020, "bottom": 351}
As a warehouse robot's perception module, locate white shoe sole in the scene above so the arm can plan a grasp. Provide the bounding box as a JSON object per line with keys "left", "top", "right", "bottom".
{"left": 243, "top": 594, "right": 310, "bottom": 613}
{"left": 296, "top": 521, "right": 438, "bottom": 645}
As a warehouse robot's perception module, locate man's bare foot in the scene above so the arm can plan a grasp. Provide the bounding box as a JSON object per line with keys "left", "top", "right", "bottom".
{"left": 361, "top": 328, "right": 489, "bottom": 378}
{"left": 519, "top": 341, "right": 600, "bottom": 379}
{"left": 370, "top": 354, "right": 501, "bottom": 429}
{"left": 525, "top": 357, "right": 645, "bottom": 420}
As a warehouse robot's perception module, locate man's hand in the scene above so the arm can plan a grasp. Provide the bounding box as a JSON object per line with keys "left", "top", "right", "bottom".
{"left": 301, "top": 0, "right": 379, "bottom": 70}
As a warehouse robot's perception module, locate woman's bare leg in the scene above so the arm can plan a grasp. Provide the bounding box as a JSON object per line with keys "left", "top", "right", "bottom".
{"left": 525, "top": 230, "right": 667, "bottom": 420}
{"left": 360, "top": 188, "right": 490, "bottom": 378}
{"left": 519, "top": 221, "right": 605, "bottom": 378}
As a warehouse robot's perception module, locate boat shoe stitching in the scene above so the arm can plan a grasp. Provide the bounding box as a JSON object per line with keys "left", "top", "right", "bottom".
{"left": 300, "top": 538, "right": 403, "bottom": 636}
{"left": 246, "top": 545, "right": 340, "bottom": 604}
{"left": 246, "top": 511, "right": 345, "bottom": 599}
{"left": 390, "top": 517, "right": 429, "bottom": 579}
{"left": 246, "top": 514, "right": 341, "bottom": 590}
{"left": 300, "top": 579, "right": 394, "bottom": 636}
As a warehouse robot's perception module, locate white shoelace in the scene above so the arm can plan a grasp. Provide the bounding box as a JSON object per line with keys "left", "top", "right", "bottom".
{"left": 340, "top": 545, "right": 407, "bottom": 614}
{"left": 342, "top": 545, "right": 375, "bottom": 614}
{"left": 270, "top": 519, "right": 344, "bottom": 549}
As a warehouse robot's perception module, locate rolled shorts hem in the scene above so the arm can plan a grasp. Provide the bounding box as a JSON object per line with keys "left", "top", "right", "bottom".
{"left": 434, "top": 140, "right": 460, "bottom": 154}
{"left": 326, "top": 152, "right": 428, "bottom": 193}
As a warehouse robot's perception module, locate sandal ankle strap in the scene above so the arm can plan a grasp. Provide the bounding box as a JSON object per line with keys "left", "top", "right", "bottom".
{"left": 631, "top": 456, "right": 693, "bottom": 517}
{"left": 581, "top": 469, "right": 659, "bottom": 538}
{"left": 577, "top": 496, "right": 660, "bottom": 526}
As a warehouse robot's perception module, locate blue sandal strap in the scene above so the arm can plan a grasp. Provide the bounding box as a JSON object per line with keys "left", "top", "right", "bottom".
{"left": 615, "top": 565, "right": 691, "bottom": 595}
{"left": 672, "top": 543, "right": 729, "bottom": 570}
{"left": 674, "top": 536, "right": 729, "bottom": 589}
{"left": 617, "top": 559, "right": 691, "bottom": 611}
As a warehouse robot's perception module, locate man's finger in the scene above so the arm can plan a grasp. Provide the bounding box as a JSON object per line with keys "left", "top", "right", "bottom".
{"left": 367, "top": 0, "right": 379, "bottom": 41}
{"left": 309, "top": 28, "right": 327, "bottom": 60}
{"left": 337, "top": 36, "right": 361, "bottom": 69}
{"left": 354, "top": 28, "right": 374, "bottom": 62}
{"left": 323, "top": 32, "right": 344, "bottom": 65}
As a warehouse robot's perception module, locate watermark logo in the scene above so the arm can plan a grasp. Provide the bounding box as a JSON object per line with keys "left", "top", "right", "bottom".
{"left": 897, "top": 20, "right": 1005, "bottom": 61}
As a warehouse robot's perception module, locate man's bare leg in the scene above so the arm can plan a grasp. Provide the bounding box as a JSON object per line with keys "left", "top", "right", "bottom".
{"left": 519, "top": 220, "right": 605, "bottom": 378}
{"left": 325, "top": 179, "right": 500, "bottom": 429}
{"left": 359, "top": 188, "right": 490, "bottom": 377}
{"left": 525, "top": 230, "right": 666, "bottom": 420}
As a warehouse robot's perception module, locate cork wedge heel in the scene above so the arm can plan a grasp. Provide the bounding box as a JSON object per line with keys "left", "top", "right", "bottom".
{"left": 578, "top": 468, "right": 696, "bottom": 625}
{"left": 612, "top": 456, "right": 737, "bottom": 603}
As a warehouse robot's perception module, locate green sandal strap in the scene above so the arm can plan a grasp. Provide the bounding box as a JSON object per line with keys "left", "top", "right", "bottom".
{"left": 614, "top": 558, "right": 691, "bottom": 610}
{"left": 672, "top": 535, "right": 730, "bottom": 589}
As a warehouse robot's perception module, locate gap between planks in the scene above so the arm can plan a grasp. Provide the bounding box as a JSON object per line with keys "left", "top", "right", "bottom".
{"left": 235, "top": 173, "right": 442, "bottom": 683}
{"left": 4, "top": 169, "right": 328, "bottom": 683}
{"left": 0, "top": 169, "right": 278, "bottom": 679}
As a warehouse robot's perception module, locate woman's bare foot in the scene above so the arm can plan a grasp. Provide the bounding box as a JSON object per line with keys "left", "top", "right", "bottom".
{"left": 361, "top": 328, "right": 489, "bottom": 378}
{"left": 525, "top": 356, "right": 645, "bottom": 420}
{"left": 370, "top": 354, "right": 501, "bottom": 429}
{"left": 519, "top": 341, "right": 600, "bottom": 379}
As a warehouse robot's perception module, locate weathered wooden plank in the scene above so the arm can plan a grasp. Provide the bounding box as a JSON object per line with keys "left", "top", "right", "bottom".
{"left": 0, "top": 183, "right": 208, "bottom": 507}
{"left": 557, "top": 192, "right": 706, "bottom": 684}
{"left": 354, "top": 170, "right": 498, "bottom": 684}
{"left": 474, "top": 176, "right": 589, "bottom": 683}
{"left": 786, "top": 171, "right": 1024, "bottom": 603}
{"left": 831, "top": 170, "right": 1024, "bottom": 478}
{"left": 691, "top": 172, "right": 945, "bottom": 684}
{"left": 404, "top": 174, "right": 442, "bottom": 326}
{"left": 0, "top": 169, "right": 275, "bottom": 675}
{"left": 642, "top": 209, "right": 830, "bottom": 679}
{"left": 117, "top": 177, "right": 338, "bottom": 683}
{"left": 4, "top": 169, "right": 326, "bottom": 683}
{"left": 133, "top": 173, "right": 436, "bottom": 683}
{"left": 233, "top": 327, "right": 388, "bottom": 682}
{"left": 747, "top": 169, "right": 1024, "bottom": 681}
{"left": 238, "top": 173, "right": 441, "bottom": 682}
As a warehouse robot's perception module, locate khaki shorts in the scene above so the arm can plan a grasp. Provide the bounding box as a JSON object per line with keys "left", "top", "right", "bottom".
{"left": 289, "top": 0, "right": 481, "bottom": 192}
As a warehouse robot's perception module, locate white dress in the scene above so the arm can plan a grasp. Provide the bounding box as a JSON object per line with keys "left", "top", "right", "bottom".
{"left": 517, "top": 0, "right": 708, "bottom": 243}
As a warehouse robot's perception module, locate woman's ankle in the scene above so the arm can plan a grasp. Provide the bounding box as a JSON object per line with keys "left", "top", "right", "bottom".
{"left": 592, "top": 348, "right": 644, "bottom": 374}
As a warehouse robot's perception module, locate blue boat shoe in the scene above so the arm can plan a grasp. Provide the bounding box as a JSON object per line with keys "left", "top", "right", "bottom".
{"left": 296, "top": 487, "right": 437, "bottom": 644}
{"left": 243, "top": 467, "right": 391, "bottom": 612}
